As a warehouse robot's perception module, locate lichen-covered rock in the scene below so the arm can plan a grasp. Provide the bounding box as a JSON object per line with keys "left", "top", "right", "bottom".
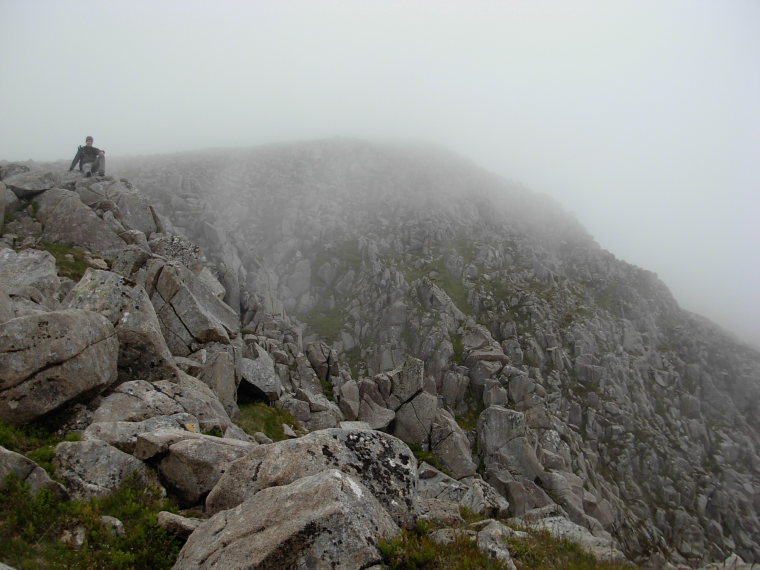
{"left": 54, "top": 439, "right": 162, "bottom": 500}
{"left": 0, "top": 309, "right": 118, "bottom": 424}
{"left": 174, "top": 470, "right": 399, "bottom": 570}
{"left": 206, "top": 428, "right": 418, "bottom": 526}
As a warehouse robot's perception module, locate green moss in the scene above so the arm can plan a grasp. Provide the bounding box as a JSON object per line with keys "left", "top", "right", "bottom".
{"left": 234, "top": 402, "right": 300, "bottom": 442}
{"left": 505, "top": 529, "right": 636, "bottom": 569}
{"left": 455, "top": 397, "right": 483, "bottom": 432}
{"left": 0, "top": 473, "right": 183, "bottom": 570}
{"left": 451, "top": 333, "right": 465, "bottom": 365}
{"left": 0, "top": 419, "right": 80, "bottom": 480}
{"left": 38, "top": 241, "right": 94, "bottom": 281}
{"left": 303, "top": 305, "right": 346, "bottom": 342}
{"left": 408, "top": 443, "right": 443, "bottom": 472}
{"left": 378, "top": 521, "right": 511, "bottom": 569}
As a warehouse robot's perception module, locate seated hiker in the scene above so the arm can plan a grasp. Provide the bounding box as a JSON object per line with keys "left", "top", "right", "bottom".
{"left": 69, "top": 135, "right": 106, "bottom": 177}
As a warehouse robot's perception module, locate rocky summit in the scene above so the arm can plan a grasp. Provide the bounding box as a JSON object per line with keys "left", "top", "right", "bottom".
{"left": 0, "top": 139, "right": 758, "bottom": 569}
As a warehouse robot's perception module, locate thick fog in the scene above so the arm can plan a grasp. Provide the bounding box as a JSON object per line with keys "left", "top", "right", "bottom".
{"left": 2, "top": 1, "right": 759, "bottom": 346}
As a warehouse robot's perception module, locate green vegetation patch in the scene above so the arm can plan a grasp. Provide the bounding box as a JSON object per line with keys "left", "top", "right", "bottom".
{"left": 408, "top": 443, "right": 443, "bottom": 472}
{"left": 0, "top": 419, "right": 81, "bottom": 479}
{"left": 378, "top": 520, "right": 511, "bottom": 570}
{"left": 235, "top": 402, "right": 300, "bottom": 442}
{"left": 0, "top": 473, "right": 183, "bottom": 570}
{"left": 38, "top": 241, "right": 94, "bottom": 281}
{"left": 506, "top": 529, "right": 635, "bottom": 570}
{"left": 303, "top": 305, "right": 347, "bottom": 342}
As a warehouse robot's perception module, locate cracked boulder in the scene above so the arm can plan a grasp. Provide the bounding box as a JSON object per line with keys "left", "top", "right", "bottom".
{"left": 133, "top": 427, "right": 255, "bottom": 506}
{"left": 174, "top": 470, "right": 399, "bottom": 570}
{"left": 65, "top": 268, "right": 178, "bottom": 382}
{"left": 0, "top": 309, "right": 118, "bottom": 424}
{"left": 205, "top": 428, "right": 418, "bottom": 526}
{"left": 144, "top": 260, "right": 239, "bottom": 356}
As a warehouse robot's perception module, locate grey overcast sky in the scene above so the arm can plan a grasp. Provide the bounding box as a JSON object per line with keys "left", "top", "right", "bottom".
{"left": 2, "top": 0, "right": 759, "bottom": 346}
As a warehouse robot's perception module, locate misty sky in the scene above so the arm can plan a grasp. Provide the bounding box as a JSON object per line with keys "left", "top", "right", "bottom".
{"left": 2, "top": 0, "right": 759, "bottom": 346}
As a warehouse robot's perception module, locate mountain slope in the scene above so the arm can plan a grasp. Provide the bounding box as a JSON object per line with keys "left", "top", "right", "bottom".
{"left": 110, "top": 138, "right": 760, "bottom": 566}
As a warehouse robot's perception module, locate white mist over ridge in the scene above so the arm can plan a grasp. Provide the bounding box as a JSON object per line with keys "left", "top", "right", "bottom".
{"left": 2, "top": 0, "right": 758, "bottom": 345}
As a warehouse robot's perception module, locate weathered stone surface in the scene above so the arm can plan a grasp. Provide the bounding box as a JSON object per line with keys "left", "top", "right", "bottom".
{"left": 0, "top": 287, "right": 14, "bottom": 324}
{"left": 206, "top": 428, "right": 418, "bottom": 526}
{"left": 83, "top": 415, "right": 199, "bottom": 454}
{"left": 157, "top": 511, "right": 203, "bottom": 539}
{"left": 417, "top": 462, "right": 510, "bottom": 519}
{"left": 76, "top": 179, "right": 158, "bottom": 236}
{"left": 34, "top": 188, "right": 128, "bottom": 258}
{"left": 0, "top": 309, "right": 118, "bottom": 424}
{"left": 198, "top": 349, "right": 238, "bottom": 418}
{"left": 91, "top": 374, "right": 233, "bottom": 433}
{"left": 0, "top": 445, "right": 68, "bottom": 497}
{"left": 133, "top": 428, "right": 255, "bottom": 506}
{"left": 392, "top": 391, "right": 437, "bottom": 446}
{"left": 3, "top": 171, "right": 76, "bottom": 198}
{"left": 357, "top": 395, "right": 395, "bottom": 429}
{"left": 430, "top": 408, "right": 477, "bottom": 479}
{"left": 149, "top": 261, "right": 239, "bottom": 356}
{"left": 387, "top": 356, "right": 425, "bottom": 410}
{"left": 239, "top": 351, "right": 282, "bottom": 401}
{"left": 65, "top": 269, "right": 178, "bottom": 382}
{"left": 175, "top": 470, "right": 399, "bottom": 570}
{"left": 0, "top": 247, "right": 60, "bottom": 302}
{"left": 54, "top": 439, "right": 162, "bottom": 500}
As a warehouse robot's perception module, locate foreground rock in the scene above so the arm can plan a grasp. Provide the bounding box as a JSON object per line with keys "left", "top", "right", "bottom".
{"left": 0, "top": 309, "right": 118, "bottom": 424}
{"left": 206, "top": 428, "right": 418, "bottom": 526}
{"left": 174, "top": 470, "right": 398, "bottom": 570}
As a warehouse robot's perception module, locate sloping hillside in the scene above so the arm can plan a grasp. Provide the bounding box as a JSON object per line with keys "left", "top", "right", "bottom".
{"left": 112, "top": 139, "right": 760, "bottom": 566}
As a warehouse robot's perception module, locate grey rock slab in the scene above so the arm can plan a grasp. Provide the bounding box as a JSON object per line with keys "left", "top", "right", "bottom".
{"left": 392, "top": 391, "right": 437, "bottom": 446}
{"left": 0, "top": 309, "right": 118, "bottom": 424}
{"left": 0, "top": 247, "right": 60, "bottom": 301}
{"left": 175, "top": 470, "right": 399, "bottom": 570}
{"left": 239, "top": 352, "right": 283, "bottom": 401}
{"left": 3, "top": 171, "right": 76, "bottom": 198}
{"left": 206, "top": 428, "right": 418, "bottom": 527}
{"left": 34, "top": 188, "right": 128, "bottom": 258}
{"left": 65, "top": 268, "right": 178, "bottom": 382}
{"left": 143, "top": 430, "right": 256, "bottom": 506}
{"left": 54, "top": 439, "right": 162, "bottom": 500}
{"left": 157, "top": 511, "right": 203, "bottom": 539}
{"left": 430, "top": 408, "right": 477, "bottom": 479}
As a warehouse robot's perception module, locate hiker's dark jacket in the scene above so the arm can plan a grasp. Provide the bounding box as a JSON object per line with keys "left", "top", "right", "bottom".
{"left": 69, "top": 145, "right": 104, "bottom": 171}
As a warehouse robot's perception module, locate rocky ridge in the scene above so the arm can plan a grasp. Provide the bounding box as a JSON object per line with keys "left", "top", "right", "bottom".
{"left": 0, "top": 140, "right": 758, "bottom": 569}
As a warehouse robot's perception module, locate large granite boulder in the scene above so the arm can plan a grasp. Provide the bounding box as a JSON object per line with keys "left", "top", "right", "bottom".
{"left": 3, "top": 171, "right": 78, "bottom": 199}
{"left": 0, "top": 247, "right": 61, "bottom": 303}
{"left": 206, "top": 428, "right": 418, "bottom": 526}
{"left": 145, "top": 260, "right": 239, "bottom": 356}
{"left": 174, "top": 470, "right": 399, "bottom": 570}
{"left": 33, "top": 188, "right": 127, "bottom": 258}
{"left": 0, "top": 309, "right": 118, "bottom": 424}
{"left": 75, "top": 179, "right": 158, "bottom": 236}
{"left": 133, "top": 428, "right": 255, "bottom": 506}
{"left": 65, "top": 268, "right": 178, "bottom": 382}
{"left": 54, "top": 438, "right": 162, "bottom": 500}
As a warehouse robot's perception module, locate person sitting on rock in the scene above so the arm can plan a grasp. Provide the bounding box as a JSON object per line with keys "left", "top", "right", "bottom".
{"left": 69, "top": 135, "right": 105, "bottom": 177}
